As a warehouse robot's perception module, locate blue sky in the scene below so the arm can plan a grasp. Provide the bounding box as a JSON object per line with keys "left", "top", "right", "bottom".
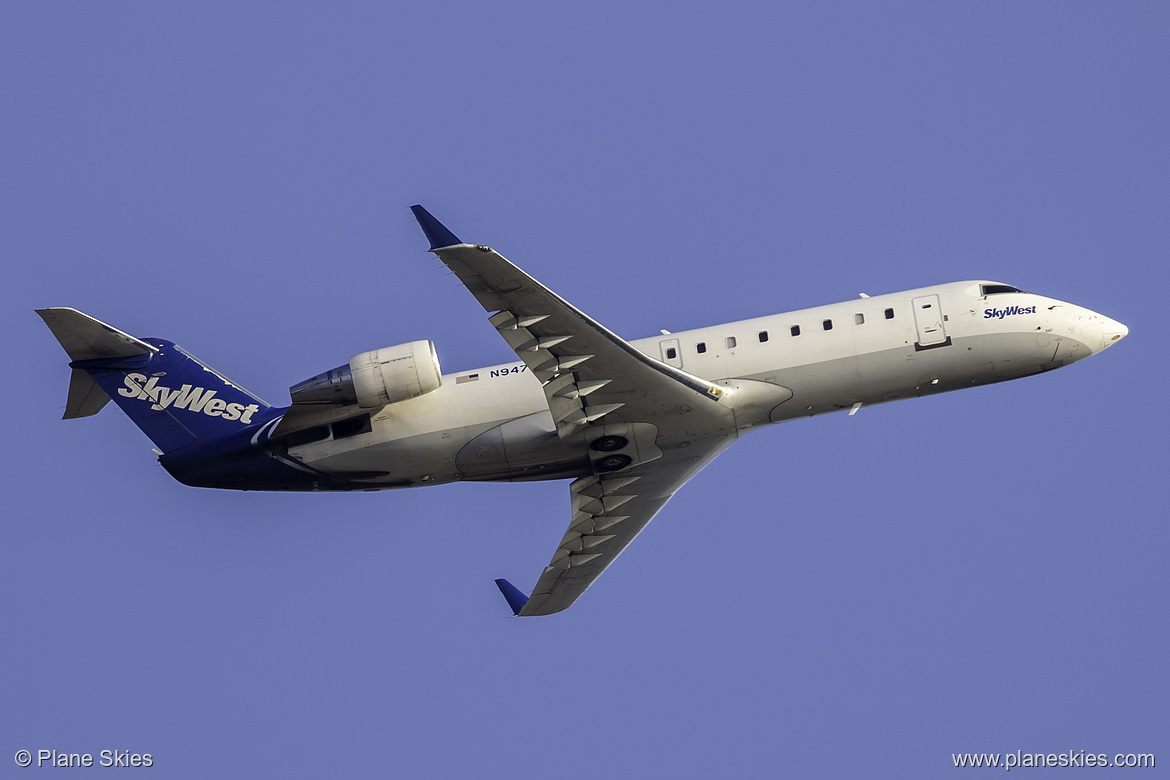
{"left": 2, "top": 2, "right": 1165, "bottom": 776}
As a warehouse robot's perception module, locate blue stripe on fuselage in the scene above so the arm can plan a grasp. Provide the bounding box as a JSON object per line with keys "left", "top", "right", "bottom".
{"left": 158, "top": 412, "right": 360, "bottom": 491}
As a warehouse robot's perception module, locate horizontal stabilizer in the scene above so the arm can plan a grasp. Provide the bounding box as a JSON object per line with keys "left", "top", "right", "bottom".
{"left": 494, "top": 578, "right": 530, "bottom": 616}
{"left": 64, "top": 368, "right": 112, "bottom": 419}
{"left": 36, "top": 307, "right": 156, "bottom": 361}
{"left": 39, "top": 307, "right": 275, "bottom": 452}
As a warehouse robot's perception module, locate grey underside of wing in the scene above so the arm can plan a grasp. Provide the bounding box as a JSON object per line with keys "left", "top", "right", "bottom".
{"left": 520, "top": 436, "right": 734, "bottom": 616}
{"left": 428, "top": 243, "right": 740, "bottom": 615}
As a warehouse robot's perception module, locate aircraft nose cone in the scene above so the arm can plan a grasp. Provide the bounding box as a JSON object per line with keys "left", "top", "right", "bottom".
{"left": 1100, "top": 316, "right": 1128, "bottom": 350}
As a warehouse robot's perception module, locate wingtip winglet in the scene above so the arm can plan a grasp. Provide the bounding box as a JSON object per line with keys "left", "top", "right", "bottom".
{"left": 494, "top": 578, "right": 529, "bottom": 616}
{"left": 410, "top": 204, "right": 462, "bottom": 250}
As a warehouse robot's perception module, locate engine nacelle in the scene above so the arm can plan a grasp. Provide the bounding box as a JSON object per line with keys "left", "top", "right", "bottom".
{"left": 290, "top": 341, "right": 442, "bottom": 409}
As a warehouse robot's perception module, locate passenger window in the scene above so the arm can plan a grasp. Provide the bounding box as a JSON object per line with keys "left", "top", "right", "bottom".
{"left": 884, "top": 308, "right": 894, "bottom": 319}
{"left": 758, "top": 331, "right": 769, "bottom": 343}
{"left": 665, "top": 347, "right": 677, "bottom": 360}
{"left": 696, "top": 342, "right": 706, "bottom": 354}
{"left": 726, "top": 337, "right": 737, "bottom": 348}
{"left": 823, "top": 319, "right": 833, "bottom": 331}
{"left": 854, "top": 313, "right": 864, "bottom": 325}
{"left": 790, "top": 325, "right": 800, "bottom": 337}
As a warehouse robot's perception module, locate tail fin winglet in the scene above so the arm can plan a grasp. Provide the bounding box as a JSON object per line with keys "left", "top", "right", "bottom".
{"left": 410, "top": 205, "right": 462, "bottom": 250}
{"left": 494, "top": 578, "right": 530, "bottom": 616}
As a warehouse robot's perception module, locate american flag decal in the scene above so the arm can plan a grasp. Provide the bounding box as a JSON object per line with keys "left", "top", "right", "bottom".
{"left": 456, "top": 373, "right": 479, "bottom": 384}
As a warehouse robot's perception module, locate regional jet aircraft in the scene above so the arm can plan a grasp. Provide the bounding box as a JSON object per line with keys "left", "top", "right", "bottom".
{"left": 38, "top": 206, "right": 1128, "bottom": 616}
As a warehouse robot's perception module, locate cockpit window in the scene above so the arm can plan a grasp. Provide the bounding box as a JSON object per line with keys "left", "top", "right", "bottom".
{"left": 981, "top": 284, "right": 1027, "bottom": 296}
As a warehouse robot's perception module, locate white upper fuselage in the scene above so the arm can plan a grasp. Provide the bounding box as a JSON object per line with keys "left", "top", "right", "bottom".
{"left": 275, "top": 280, "right": 1126, "bottom": 487}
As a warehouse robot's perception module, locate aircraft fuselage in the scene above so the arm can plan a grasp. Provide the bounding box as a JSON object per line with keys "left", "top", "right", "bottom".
{"left": 161, "top": 280, "right": 1124, "bottom": 491}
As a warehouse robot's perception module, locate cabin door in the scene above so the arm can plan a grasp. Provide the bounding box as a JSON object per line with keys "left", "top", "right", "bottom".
{"left": 912, "top": 295, "right": 949, "bottom": 348}
{"left": 659, "top": 338, "right": 683, "bottom": 368}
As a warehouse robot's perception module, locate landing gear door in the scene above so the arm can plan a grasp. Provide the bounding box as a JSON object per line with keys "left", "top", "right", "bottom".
{"left": 912, "top": 295, "right": 950, "bottom": 349}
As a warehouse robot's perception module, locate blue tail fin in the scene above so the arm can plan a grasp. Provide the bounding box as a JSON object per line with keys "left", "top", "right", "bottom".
{"left": 38, "top": 308, "right": 278, "bottom": 453}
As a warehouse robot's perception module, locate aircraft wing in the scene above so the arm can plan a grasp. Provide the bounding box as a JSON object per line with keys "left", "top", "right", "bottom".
{"left": 410, "top": 206, "right": 734, "bottom": 439}
{"left": 499, "top": 435, "right": 735, "bottom": 615}
{"left": 411, "top": 206, "right": 740, "bottom": 615}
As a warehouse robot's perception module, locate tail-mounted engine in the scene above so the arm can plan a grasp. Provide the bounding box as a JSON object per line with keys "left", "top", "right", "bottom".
{"left": 290, "top": 341, "right": 442, "bottom": 409}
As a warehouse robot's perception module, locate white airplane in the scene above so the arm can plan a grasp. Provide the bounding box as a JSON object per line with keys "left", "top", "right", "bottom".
{"left": 38, "top": 206, "right": 1128, "bottom": 616}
